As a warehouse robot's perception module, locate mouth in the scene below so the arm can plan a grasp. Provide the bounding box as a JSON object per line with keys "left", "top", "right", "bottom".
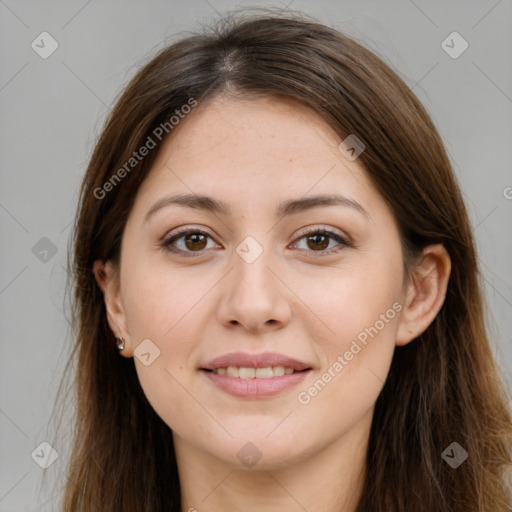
{"left": 199, "top": 352, "right": 313, "bottom": 398}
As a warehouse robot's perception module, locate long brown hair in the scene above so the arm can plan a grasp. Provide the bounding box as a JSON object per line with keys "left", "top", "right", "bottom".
{"left": 56, "top": 9, "right": 512, "bottom": 511}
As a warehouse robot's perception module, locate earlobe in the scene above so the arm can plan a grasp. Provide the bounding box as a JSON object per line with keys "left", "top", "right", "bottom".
{"left": 92, "top": 260, "right": 132, "bottom": 356}
{"left": 396, "top": 244, "right": 451, "bottom": 346}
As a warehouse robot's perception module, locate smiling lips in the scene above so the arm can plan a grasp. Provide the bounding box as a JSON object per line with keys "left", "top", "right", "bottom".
{"left": 200, "top": 351, "right": 312, "bottom": 398}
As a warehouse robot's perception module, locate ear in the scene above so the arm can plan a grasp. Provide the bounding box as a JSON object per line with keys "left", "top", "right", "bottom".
{"left": 93, "top": 260, "right": 132, "bottom": 357}
{"left": 396, "top": 244, "right": 451, "bottom": 346}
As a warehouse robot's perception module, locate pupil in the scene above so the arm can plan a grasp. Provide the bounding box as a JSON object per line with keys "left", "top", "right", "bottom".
{"left": 186, "top": 233, "right": 207, "bottom": 250}
{"left": 309, "top": 234, "right": 328, "bottom": 250}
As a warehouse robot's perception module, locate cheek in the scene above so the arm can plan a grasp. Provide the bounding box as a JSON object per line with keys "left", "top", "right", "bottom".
{"left": 308, "top": 284, "right": 401, "bottom": 403}
{"left": 292, "top": 289, "right": 401, "bottom": 446}
{"left": 300, "top": 254, "right": 403, "bottom": 395}
{"left": 123, "top": 265, "right": 209, "bottom": 427}
{"left": 121, "top": 258, "right": 211, "bottom": 341}
{"left": 302, "top": 254, "right": 403, "bottom": 342}
{"left": 120, "top": 259, "right": 215, "bottom": 397}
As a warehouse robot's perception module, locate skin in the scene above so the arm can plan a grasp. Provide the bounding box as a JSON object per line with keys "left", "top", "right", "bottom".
{"left": 94, "top": 95, "right": 451, "bottom": 512}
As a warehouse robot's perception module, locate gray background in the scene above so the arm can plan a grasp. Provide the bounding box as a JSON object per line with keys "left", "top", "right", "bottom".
{"left": 1, "top": 0, "right": 511, "bottom": 510}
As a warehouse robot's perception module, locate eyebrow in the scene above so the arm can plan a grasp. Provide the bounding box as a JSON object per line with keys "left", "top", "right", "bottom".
{"left": 144, "top": 192, "right": 368, "bottom": 223}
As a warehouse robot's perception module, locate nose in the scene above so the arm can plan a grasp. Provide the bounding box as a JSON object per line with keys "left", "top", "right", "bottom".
{"left": 216, "top": 241, "right": 292, "bottom": 333}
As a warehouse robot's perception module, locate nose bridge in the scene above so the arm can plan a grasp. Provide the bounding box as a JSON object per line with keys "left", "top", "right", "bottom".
{"left": 217, "top": 233, "right": 291, "bottom": 331}
{"left": 233, "top": 233, "right": 277, "bottom": 301}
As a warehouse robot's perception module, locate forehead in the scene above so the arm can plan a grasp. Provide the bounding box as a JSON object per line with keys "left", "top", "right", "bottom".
{"left": 130, "top": 95, "right": 379, "bottom": 220}
{"left": 155, "top": 96, "right": 336, "bottom": 168}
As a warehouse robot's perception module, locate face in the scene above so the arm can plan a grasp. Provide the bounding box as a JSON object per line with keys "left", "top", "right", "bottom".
{"left": 104, "top": 95, "right": 410, "bottom": 470}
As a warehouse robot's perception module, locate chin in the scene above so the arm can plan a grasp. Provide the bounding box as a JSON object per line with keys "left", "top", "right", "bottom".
{"left": 205, "top": 435, "right": 315, "bottom": 472}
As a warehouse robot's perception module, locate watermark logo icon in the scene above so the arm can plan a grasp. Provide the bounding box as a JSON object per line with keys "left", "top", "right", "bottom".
{"left": 237, "top": 442, "right": 262, "bottom": 468}
{"left": 32, "top": 237, "right": 58, "bottom": 263}
{"left": 236, "top": 236, "right": 263, "bottom": 264}
{"left": 338, "top": 134, "right": 365, "bottom": 161}
{"left": 31, "top": 32, "right": 59, "bottom": 59}
{"left": 441, "top": 32, "right": 468, "bottom": 59}
{"left": 134, "top": 338, "right": 161, "bottom": 366}
{"left": 31, "top": 441, "right": 58, "bottom": 469}
{"left": 441, "top": 442, "right": 468, "bottom": 468}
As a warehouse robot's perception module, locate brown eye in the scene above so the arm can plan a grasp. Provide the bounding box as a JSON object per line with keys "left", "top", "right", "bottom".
{"left": 291, "top": 228, "right": 350, "bottom": 257}
{"left": 163, "top": 229, "right": 219, "bottom": 256}
{"left": 306, "top": 233, "right": 330, "bottom": 251}
{"left": 183, "top": 232, "right": 207, "bottom": 251}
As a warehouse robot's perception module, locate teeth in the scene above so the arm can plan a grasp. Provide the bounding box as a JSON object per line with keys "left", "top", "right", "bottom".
{"left": 255, "top": 367, "right": 273, "bottom": 379}
{"left": 239, "top": 367, "right": 255, "bottom": 379}
{"left": 227, "top": 366, "right": 239, "bottom": 378}
{"left": 273, "top": 366, "right": 285, "bottom": 376}
{"left": 213, "top": 366, "right": 297, "bottom": 378}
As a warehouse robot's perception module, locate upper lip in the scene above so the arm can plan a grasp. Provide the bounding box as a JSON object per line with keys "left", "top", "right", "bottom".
{"left": 201, "top": 352, "right": 312, "bottom": 372}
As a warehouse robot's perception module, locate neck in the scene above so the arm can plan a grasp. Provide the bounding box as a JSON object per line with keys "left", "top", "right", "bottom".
{"left": 174, "top": 408, "right": 372, "bottom": 512}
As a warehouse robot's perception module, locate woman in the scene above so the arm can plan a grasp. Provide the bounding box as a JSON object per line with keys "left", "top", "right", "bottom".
{"left": 59, "top": 10, "right": 512, "bottom": 511}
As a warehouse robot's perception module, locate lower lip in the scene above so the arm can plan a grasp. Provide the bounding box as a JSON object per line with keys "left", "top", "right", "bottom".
{"left": 201, "top": 370, "right": 311, "bottom": 398}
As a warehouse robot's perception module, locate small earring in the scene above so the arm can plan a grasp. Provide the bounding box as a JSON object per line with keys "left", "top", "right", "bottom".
{"left": 116, "top": 337, "right": 125, "bottom": 351}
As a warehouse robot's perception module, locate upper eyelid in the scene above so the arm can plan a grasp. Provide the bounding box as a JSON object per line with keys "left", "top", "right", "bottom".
{"left": 294, "top": 225, "right": 348, "bottom": 240}
{"left": 164, "top": 225, "right": 348, "bottom": 241}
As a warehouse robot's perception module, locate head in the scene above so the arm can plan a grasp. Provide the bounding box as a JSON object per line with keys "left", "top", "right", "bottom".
{"left": 62, "top": 10, "right": 512, "bottom": 512}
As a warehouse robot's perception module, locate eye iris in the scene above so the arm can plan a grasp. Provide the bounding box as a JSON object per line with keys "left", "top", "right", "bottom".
{"left": 185, "top": 233, "right": 207, "bottom": 251}
{"left": 307, "top": 233, "right": 329, "bottom": 251}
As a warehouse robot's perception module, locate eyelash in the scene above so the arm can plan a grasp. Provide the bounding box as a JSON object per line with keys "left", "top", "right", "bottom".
{"left": 161, "top": 227, "right": 351, "bottom": 258}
